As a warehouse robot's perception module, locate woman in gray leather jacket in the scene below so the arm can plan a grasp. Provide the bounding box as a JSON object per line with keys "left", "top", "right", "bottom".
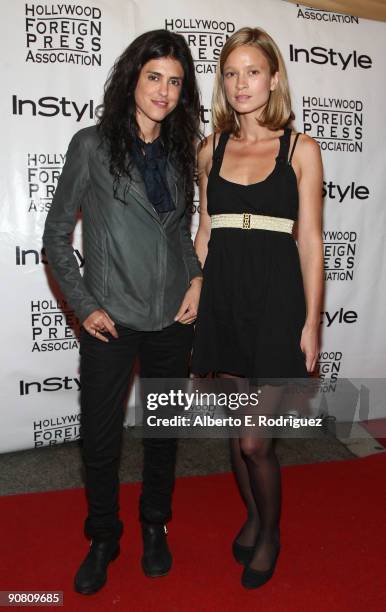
{"left": 43, "top": 29, "right": 203, "bottom": 595}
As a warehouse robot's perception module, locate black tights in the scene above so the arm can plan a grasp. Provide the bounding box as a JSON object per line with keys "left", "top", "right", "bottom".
{"left": 231, "top": 436, "right": 281, "bottom": 570}
{"left": 220, "top": 375, "right": 282, "bottom": 570}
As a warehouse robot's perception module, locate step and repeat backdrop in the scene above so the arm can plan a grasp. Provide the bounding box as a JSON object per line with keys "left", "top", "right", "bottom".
{"left": 0, "top": 0, "right": 385, "bottom": 452}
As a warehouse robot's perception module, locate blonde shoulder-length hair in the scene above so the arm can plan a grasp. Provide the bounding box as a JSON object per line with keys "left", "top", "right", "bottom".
{"left": 212, "top": 27, "right": 294, "bottom": 135}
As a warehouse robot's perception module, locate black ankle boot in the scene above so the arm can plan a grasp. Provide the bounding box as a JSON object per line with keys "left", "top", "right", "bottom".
{"left": 74, "top": 539, "right": 120, "bottom": 595}
{"left": 141, "top": 522, "right": 172, "bottom": 577}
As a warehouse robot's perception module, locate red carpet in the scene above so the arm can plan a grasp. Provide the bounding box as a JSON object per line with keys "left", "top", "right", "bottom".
{"left": 360, "top": 419, "right": 386, "bottom": 448}
{"left": 1, "top": 453, "right": 386, "bottom": 611}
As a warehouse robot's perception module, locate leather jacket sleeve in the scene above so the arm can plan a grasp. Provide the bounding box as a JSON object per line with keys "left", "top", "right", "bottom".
{"left": 43, "top": 131, "right": 101, "bottom": 324}
{"left": 178, "top": 209, "right": 203, "bottom": 282}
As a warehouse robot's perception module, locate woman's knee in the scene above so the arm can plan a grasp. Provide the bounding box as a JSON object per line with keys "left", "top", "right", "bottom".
{"left": 239, "top": 437, "right": 273, "bottom": 460}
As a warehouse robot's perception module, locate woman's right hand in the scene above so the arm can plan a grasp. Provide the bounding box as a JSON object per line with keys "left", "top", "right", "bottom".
{"left": 82, "top": 309, "right": 118, "bottom": 342}
{"left": 300, "top": 323, "right": 319, "bottom": 373}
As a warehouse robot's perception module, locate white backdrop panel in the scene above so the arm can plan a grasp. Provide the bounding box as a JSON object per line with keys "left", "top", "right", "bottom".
{"left": 0, "top": 0, "right": 385, "bottom": 451}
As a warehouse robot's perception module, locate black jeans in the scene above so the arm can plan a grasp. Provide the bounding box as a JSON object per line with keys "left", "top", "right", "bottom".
{"left": 79, "top": 321, "right": 194, "bottom": 541}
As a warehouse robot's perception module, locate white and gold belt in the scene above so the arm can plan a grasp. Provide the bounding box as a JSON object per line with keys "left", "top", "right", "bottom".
{"left": 210, "top": 213, "right": 294, "bottom": 234}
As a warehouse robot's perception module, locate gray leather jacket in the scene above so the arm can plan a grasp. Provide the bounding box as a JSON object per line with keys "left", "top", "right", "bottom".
{"left": 43, "top": 126, "right": 202, "bottom": 330}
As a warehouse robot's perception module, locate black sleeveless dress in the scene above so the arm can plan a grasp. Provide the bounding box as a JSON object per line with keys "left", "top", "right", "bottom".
{"left": 191, "top": 128, "right": 308, "bottom": 379}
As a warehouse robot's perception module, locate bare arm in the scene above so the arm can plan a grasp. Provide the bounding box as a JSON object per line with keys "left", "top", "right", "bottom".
{"left": 293, "top": 134, "right": 324, "bottom": 372}
{"left": 174, "top": 136, "right": 216, "bottom": 324}
{"left": 194, "top": 134, "right": 214, "bottom": 267}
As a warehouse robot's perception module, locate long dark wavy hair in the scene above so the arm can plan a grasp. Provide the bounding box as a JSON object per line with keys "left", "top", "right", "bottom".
{"left": 98, "top": 29, "right": 201, "bottom": 208}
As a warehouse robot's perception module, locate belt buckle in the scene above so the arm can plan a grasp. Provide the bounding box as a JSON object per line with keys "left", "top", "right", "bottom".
{"left": 242, "top": 213, "right": 251, "bottom": 229}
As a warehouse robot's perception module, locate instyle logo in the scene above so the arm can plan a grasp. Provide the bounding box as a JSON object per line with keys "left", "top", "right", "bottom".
{"left": 296, "top": 5, "right": 359, "bottom": 24}
{"left": 320, "top": 308, "right": 358, "bottom": 327}
{"left": 323, "top": 181, "right": 369, "bottom": 203}
{"left": 289, "top": 45, "right": 372, "bottom": 70}
{"left": 302, "top": 96, "right": 364, "bottom": 152}
{"left": 199, "top": 105, "right": 211, "bottom": 125}
{"left": 190, "top": 197, "right": 201, "bottom": 216}
{"left": 15, "top": 246, "right": 84, "bottom": 267}
{"left": 323, "top": 231, "right": 357, "bottom": 281}
{"left": 27, "top": 153, "right": 64, "bottom": 213}
{"left": 20, "top": 376, "right": 80, "bottom": 395}
{"left": 25, "top": 3, "right": 102, "bottom": 65}
{"left": 30, "top": 299, "right": 80, "bottom": 353}
{"left": 165, "top": 18, "right": 235, "bottom": 75}
{"left": 11, "top": 95, "right": 103, "bottom": 121}
{"left": 33, "top": 413, "right": 81, "bottom": 447}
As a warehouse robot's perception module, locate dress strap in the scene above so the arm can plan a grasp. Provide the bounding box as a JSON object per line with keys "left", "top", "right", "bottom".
{"left": 289, "top": 132, "right": 301, "bottom": 165}
{"left": 211, "top": 132, "right": 230, "bottom": 175}
{"left": 276, "top": 128, "right": 292, "bottom": 163}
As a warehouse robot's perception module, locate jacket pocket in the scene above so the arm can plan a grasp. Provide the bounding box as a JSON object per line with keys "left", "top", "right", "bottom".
{"left": 83, "top": 227, "right": 109, "bottom": 298}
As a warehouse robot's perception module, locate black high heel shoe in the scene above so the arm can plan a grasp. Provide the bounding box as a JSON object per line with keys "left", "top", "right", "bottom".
{"left": 232, "top": 525, "right": 259, "bottom": 566}
{"left": 241, "top": 531, "right": 280, "bottom": 589}
{"left": 232, "top": 525, "right": 257, "bottom": 565}
{"left": 232, "top": 537, "right": 255, "bottom": 566}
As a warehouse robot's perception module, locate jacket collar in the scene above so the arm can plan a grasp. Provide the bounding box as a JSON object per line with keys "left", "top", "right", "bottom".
{"left": 115, "top": 158, "right": 179, "bottom": 223}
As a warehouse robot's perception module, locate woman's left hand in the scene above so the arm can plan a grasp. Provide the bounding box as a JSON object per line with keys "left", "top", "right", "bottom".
{"left": 300, "top": 323, "right": 320, "bottom": 373}
{"left": 174, "top": 277, "right": 203, "bottom": 324}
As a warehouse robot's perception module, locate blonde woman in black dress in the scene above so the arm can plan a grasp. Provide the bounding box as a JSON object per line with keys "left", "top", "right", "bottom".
{"left": 192, "top": 27, "right": 323, "bottom": 589}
